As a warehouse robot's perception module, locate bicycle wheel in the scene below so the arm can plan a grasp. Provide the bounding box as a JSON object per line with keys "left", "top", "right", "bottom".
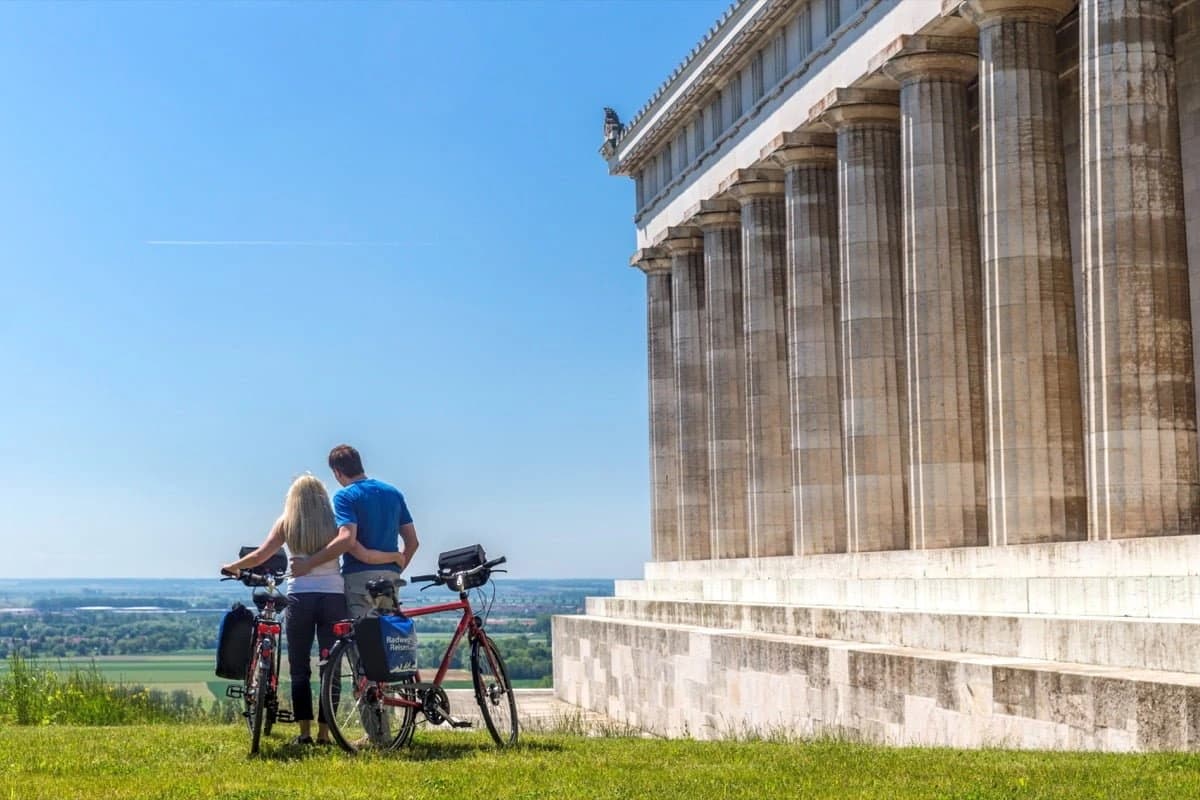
{"left": 248, "top": 658, "right": 267, "bottom": 755}
{"left": 241, "top": 669, "right": 255, "bottom": 738}
{"left": 471, "top": 634, "right": 518, "bottom": 746}
{"left": 319, "top": 639, "right": 416, "bottom": 753}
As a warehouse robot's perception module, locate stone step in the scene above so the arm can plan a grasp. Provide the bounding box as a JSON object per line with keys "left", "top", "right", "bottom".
{"left": 552, "top": 613, "right": 1200, "bottom": 750}
{"left": 643, "top": 535, "right": 1200, "bottom": 581}
{"left": 613, "top": 573, "right": 1200, "bottom": 618}
{"left": 440, "top": 688, "right": 622, "bottom": 735}
{"left": 585, "top": 596, "right": 1200, "bottom": 673}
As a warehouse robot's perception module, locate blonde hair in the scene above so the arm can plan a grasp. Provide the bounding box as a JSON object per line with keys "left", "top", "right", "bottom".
{"left": 281, "top": 474, "right": 336, "bottom": 557}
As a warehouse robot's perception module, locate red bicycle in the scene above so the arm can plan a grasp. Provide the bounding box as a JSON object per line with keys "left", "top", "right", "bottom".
{"left": 219, "top": 555, "right": 293, "bottom": 756}
{"left": 318, "top": 547, "right": 518, "bottom": 751}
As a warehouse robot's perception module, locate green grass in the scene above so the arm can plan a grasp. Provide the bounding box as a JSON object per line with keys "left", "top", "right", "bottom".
{"left": 2, "top": 724, "right": 1200, "bottom": 799}
{"left": 0, "top": 655, "right": 222, "bottom": 699}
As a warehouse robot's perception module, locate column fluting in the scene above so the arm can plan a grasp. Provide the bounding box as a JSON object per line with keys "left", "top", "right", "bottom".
{"left": 766, "top": 132, "right": 848, "bottom": 555}
{"left": 1177, "top": 0, "right": 1200, "bottom": 435}
{"left": 1079, "top": 0, "right": 1200, "bottom": 538}
{"left": 693, "top": 200, "right": 751, "bottom": 559}
{"left": 823, "top": 88, "right": 910, "bottom": 553}
{"left": 884, "top": 37, "right": 989, "bottom": 550}
{"left": 632, "top": 249, "right": 680, "bottom": 561}
{"left": 966, "top": 0, "right": 1087, "bottom": 544}
{"left": 726, "top": 169, "right": 794, "bottom": 558}
{"left": 665, "top": 227, "right": 714, "bottom": 559}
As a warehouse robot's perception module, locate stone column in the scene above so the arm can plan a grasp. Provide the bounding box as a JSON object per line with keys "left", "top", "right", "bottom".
{"left": 1178, "top": 0, "right": 1200, "bottom": 435}
{"left": 765, "top": 132, "right": 848, "bottom": 555}
{"left": 693, "top": 200, "right": 751, "bottom": 559}
{"left": 966, "top": 0, "right": 1086, "bottom": 545}
{"left": 883, "top": 37, "right": 988, "bottom": 550}
{"left": 823, "top": 88, "right": 909, "bottom": 553}
{"left": 725, "top": 169, "right": 794, "bottom": 558}
{"left": 664, "top": 227, "right": 713, "bottom": 559}
{"left": 1079, "top": 0, "right": 1200, "bottom": 538}
{"left": 631, "top": 249, "right": 679, "bottom": 561}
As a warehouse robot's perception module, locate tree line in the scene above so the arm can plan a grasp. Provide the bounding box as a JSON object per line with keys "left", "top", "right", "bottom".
{"left": 1, "top": 610, "right": 555, "bottom": 671}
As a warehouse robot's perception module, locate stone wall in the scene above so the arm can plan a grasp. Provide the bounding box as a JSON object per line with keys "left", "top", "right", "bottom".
{"left": 555, "top": 606, "right": 1200, "bottom": 750}
{"left": 554, "top": 536, "right": 1200, "bottom": 750}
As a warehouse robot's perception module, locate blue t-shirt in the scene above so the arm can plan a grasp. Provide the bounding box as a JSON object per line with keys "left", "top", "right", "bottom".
{"left": 333, "top": 477, "right": 414, "bottom": 575}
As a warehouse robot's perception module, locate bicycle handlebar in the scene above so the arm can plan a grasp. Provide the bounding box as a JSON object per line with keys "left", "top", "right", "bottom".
{"left": 220, "top": 568, "right": 287, "bottom": 587}
{"left": 410, "top": 555, "right": 508, "bottom": 586}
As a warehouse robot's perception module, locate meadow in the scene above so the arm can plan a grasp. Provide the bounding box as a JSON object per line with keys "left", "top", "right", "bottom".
{"left": 4, "top": 655, "right": 1200, "bottom": 799}
{"left": 5, "top": 725, "right": 1200, "bottom": 800}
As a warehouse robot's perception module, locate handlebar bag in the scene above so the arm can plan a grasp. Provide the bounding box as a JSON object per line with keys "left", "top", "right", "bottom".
{"left": 237, "top": 546, "right": 288, "bottom": 576}
{"left": 354, "top": 611, "right": 418, "bottom": 682}
{"left": 437, "top": 544, "right": 486, "bottom": 576}
{"left": 215, "top": 602, "right": 255, "bottom": 680}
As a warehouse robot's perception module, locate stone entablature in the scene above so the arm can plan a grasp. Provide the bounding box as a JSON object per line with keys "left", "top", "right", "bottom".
{"left": 629, "top": 1, "right": 941, "bottom": 248}
{"left": 616, "top": 0, "right": 946, "bottom": 242}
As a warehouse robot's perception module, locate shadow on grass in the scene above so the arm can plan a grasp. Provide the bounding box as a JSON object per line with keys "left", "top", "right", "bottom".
{"left": 250, "top": 734, "right": 564, "bottom": 763}
{"left": 402, "top": 736, "right": 565, "bottom": 761}
{"left": 249, "top": 738, "right": 342, "bottom": 762}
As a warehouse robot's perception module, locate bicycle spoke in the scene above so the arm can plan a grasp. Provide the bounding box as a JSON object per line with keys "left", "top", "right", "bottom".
{"left": 472, "top": 635, "right": 518, "bottom": 746}
{"left": 321, "top": 640, "right": 416, "bottom": 752}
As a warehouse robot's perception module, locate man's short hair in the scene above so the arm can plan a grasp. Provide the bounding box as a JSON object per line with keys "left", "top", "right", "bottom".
{"left": 328, "top": 444, "right": 365, "bottom": 477}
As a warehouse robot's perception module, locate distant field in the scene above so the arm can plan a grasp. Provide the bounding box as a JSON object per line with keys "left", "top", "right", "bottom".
{"left": 1, "top": 653, "right": 545, "bottom": 699}
{"left": 0, "top": 654, "right": 221, "bottom": 699}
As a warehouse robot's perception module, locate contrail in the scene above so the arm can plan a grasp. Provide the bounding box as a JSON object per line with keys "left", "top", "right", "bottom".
{"left": 145, "top": 240, "right": 417, "bottom": 247}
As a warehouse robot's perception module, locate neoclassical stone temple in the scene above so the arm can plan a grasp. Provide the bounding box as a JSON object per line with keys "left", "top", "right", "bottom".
{"left": 554, "top": 0, "right": 1200, "bottom": 750}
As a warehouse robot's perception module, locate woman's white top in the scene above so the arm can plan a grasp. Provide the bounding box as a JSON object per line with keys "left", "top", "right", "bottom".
{"left": 288, "top": 552, "right": 344, "bottom": 595}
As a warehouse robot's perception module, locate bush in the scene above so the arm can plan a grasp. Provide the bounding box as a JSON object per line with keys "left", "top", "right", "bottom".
{"left": 0, "top": 653, "right": 216, "bottom": 725}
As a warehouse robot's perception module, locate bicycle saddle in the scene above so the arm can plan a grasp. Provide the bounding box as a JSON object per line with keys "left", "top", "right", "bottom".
{"left": 252, "top": 591, "right": 291, "bottom": 611}
{"left": 365, "top": 577, "right": 407, "bottom": 597}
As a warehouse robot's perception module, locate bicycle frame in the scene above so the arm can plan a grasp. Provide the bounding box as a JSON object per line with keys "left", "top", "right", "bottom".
{"left": 247, "top": 615, "right": 283, "bottom": 695}
{"left": 391, "top": 594, "right": 480, "bottom": 698}
{"left": 330, "top": 590, "right": 483, "bottom": 710}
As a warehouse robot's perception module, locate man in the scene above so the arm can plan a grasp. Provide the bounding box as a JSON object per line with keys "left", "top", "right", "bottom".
{"left": 291, "top": 444, "right": 420, "bottom": 618}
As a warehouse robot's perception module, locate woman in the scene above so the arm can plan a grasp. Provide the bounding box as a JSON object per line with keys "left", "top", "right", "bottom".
{"left": 221, "top": 474, "right": 404, "bottom": 745}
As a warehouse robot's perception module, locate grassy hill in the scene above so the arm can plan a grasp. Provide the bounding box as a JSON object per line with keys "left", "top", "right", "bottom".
{"left": 3, "top": 724, "right": 1200, "bottom": 799}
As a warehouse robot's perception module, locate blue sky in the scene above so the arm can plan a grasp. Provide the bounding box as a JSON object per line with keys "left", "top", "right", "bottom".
{"left": 0, "top": 0, "right": 730, "bottom": 579}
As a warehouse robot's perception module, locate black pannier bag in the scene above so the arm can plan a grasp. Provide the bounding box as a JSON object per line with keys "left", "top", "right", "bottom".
{"left": 437, "top": 544, "right": 489, "bottom": 589}
{"left": 354, "top": 611, "right": 418, "bottom": 681}
{"left": 215, "top": 602, "right": 255, "bottom": 679}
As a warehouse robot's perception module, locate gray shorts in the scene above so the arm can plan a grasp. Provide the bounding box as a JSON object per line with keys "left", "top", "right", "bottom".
{"left": 343, "top": 569, "right": 404, "bottom": 619}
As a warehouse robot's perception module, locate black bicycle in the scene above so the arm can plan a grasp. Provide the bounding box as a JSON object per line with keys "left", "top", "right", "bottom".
{"left": 220, "top": 556, "right": 293, "bottom": 755}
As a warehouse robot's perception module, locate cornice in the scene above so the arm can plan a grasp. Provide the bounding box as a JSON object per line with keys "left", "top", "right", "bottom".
{"left": 628, "top": 0, "right": 894, "bottom": 225}
{"left": 607, "top": 0, "right": 796, "bottom": 176}
{"left": 630, "top": 247, "right": 671, "bottom": 274}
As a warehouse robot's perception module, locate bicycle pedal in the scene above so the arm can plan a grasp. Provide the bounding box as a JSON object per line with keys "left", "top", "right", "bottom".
{"left": 275, "top": 709, "right": 294, "bottom": 723}
{"left": 225, "top": 685, "right": 245, "bottom": 699}
{"left": 448, "top": 718, "right": 472, "bottom": 729}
